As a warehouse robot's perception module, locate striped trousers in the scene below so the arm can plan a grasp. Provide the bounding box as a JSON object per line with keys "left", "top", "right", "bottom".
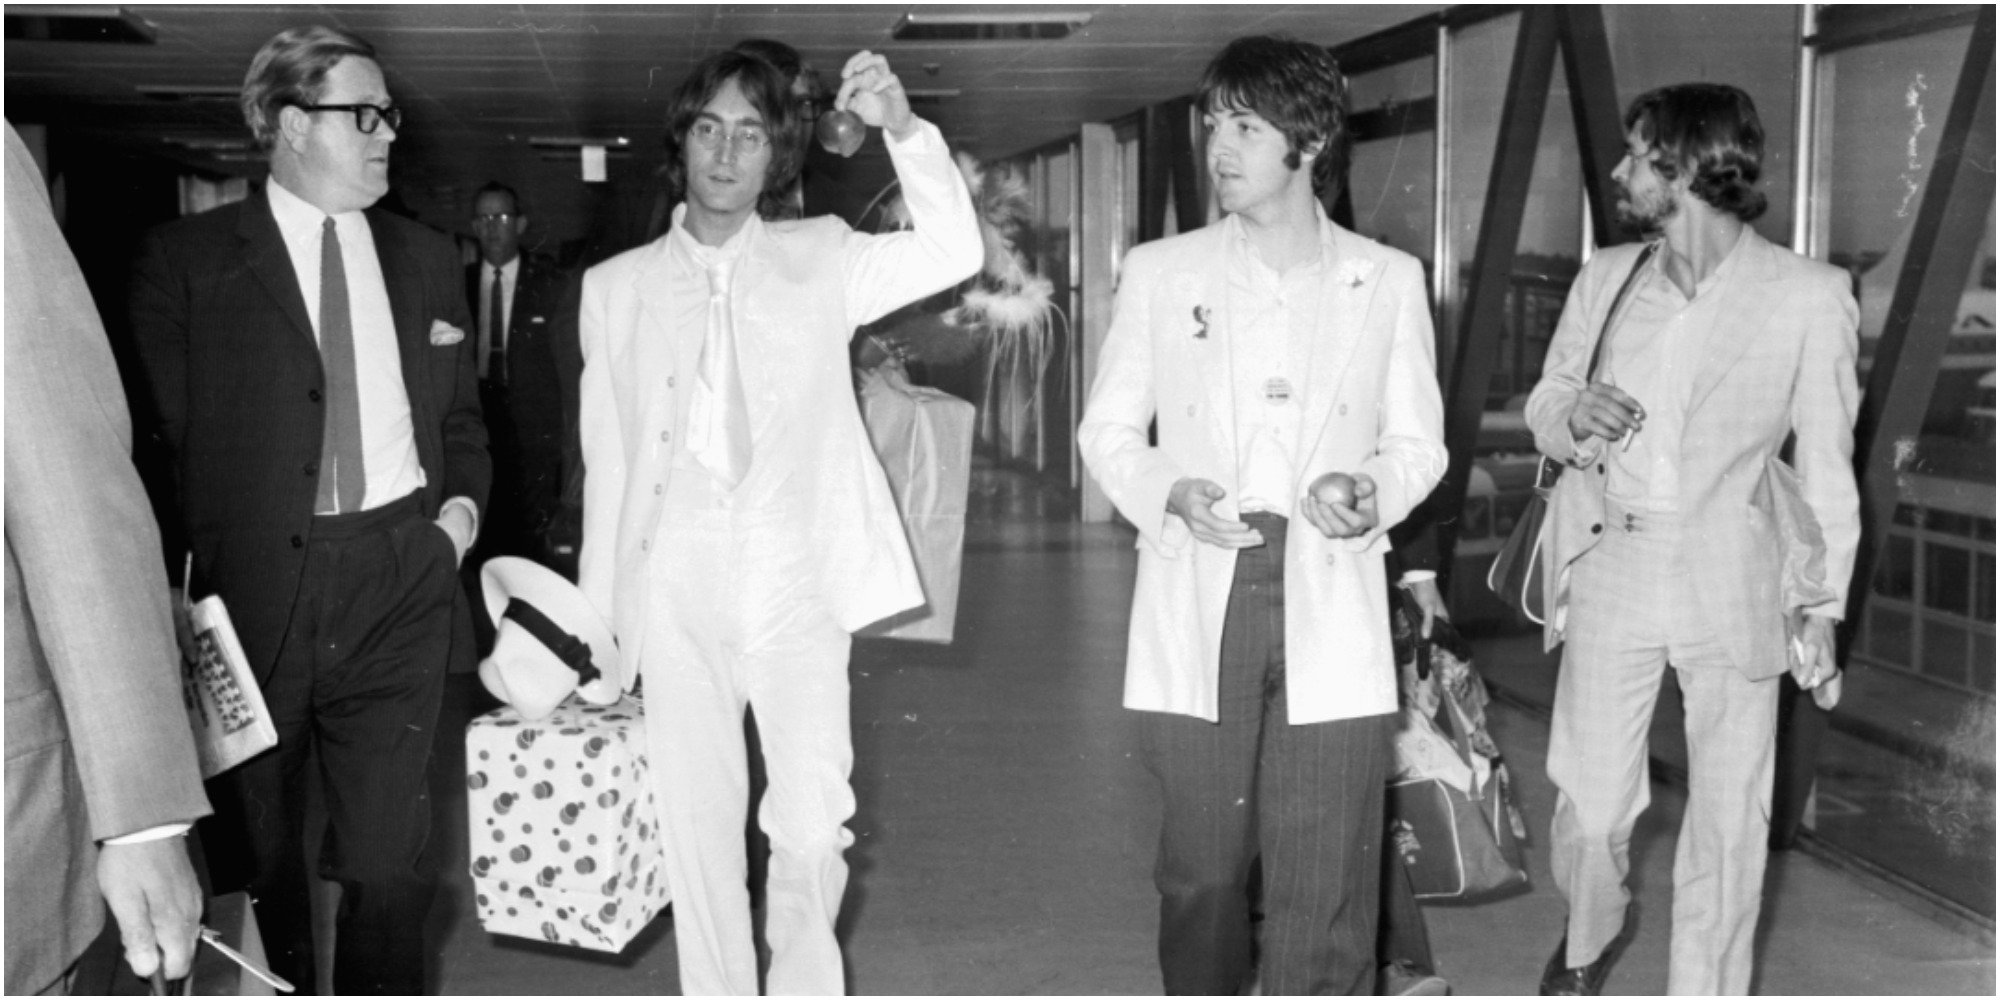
{"left": 1141, "top": 513, "right": 1393, "bottom": 995}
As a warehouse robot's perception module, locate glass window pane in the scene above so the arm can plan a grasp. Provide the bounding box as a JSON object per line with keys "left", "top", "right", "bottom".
{"left": 1347, "top": 58, "right": 1436, "bottom": 268}
{"left": 1603, "top": 5, "right": 1799, "bottom": 242}
{"left": 1927, "top": 542, "right": 1972, "bottom": 616}
{"left": 1976, "top": 552, "right": 1995, "bottom": 624}
{"left": 1877, "top": 530, "right": 1916, "bottom": 600}
{"left": 1348, "top": 131, "right": 1435, "bottom": 265}
{"left": 1867, "top": 604, "right": 1913, "bottom": 662}
{"left": 1922, "top": 619, "right": 1968, "bottom": 686}
{"left": 1443, "top": 13, "right": 1519, "bottom": 354}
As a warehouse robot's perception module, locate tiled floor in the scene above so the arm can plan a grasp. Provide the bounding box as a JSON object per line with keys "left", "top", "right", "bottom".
{"left": 415, "top": 519, "right": 1994, "bottom": 994}
{"left": 150, "top": 516, "right": 1994, "bottom": 995}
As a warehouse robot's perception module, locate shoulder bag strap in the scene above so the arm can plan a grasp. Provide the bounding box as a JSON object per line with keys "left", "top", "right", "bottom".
{"left": 1539, "top": 242, "right": 1660, "bottom": 489}
{"left": 1582, "top": 241, "right": 1660, "bottom": 382}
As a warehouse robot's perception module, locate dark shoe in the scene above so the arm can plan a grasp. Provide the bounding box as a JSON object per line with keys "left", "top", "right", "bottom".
{"left": 1380, "top": 961, "right": 1451, "bottom": 995}
{"left": 1538, "top": 908, "right": 1634, "bottom": 996}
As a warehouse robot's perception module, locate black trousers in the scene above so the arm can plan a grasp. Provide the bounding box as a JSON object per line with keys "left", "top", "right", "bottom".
{"left": 229, "top": 492, "right": 455, "bottom": 995}
{"left": 1143, "top": 513, "right": 1393, "bottom": 996}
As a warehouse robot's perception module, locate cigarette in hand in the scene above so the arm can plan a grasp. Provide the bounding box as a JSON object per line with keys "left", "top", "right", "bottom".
{"left": 1620, "top": 426, "right": 1637, "bottom": 452}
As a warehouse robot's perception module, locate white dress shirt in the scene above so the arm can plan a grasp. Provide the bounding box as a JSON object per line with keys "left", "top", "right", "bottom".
{"left": 1224, "top": 210, "right": 1331, "bottom": 517}
{"left": 1598, "top": 227, "right": 1749, "bottom": 511}
{"left": 265, "top": 177, "right": 427, "bottom": 512}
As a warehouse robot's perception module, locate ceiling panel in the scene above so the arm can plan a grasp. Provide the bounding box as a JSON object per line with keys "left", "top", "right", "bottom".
{"left": 6, "top": 3, "right": 1443, "bottom": 242}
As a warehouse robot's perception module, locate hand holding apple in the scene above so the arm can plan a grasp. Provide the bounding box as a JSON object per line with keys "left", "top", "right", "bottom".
{"left": 1300, "top": 471, "right": 1379, "bottom": 540}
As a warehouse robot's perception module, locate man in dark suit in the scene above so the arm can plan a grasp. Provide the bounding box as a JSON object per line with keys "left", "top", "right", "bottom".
{"left": 127, "top": 26, "right": 488, "bottom": 995}
{"left": 463, "top": 181, "right": 580, "bottom": 593}
{"left": 5, "top": 120, "right": 210, "bottom": 997}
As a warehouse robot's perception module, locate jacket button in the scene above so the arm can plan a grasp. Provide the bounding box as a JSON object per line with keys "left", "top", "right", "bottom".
{"left": 303, "top": 460, "right": 318, "bottom": 476}
{"left": 1597, "top": 464, "right": 1605, "bottom": 474}
{"left": 654, "top": 484, "right": 663, "bottom": 495}
{"left": 1338, "top": 404, "right": 1348, "bottom": 415}
{"left": 1186, "top": 404, "right": 1196, "bottom": 416}
{"left": 290, "top": 535, "right": 304, "bottom": 549}
{"left": 667, "top": 376, "right": 677, "bottom": 389}
{"left": 309, "top": 389, "right": 323, "bottom": 403}
{"left": 1590, "top": 524, "right": 1603, "bottom": 534}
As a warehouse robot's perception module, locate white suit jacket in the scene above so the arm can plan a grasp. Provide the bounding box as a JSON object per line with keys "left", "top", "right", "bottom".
{"left": 1526, "top": 232, "right": 1862, "bottom": 679}
{"left": 1079, "top": 219, "right": 1446, "bottom": 725}
{"left": 577, "top": 121, "right": 981, "bottom": 672}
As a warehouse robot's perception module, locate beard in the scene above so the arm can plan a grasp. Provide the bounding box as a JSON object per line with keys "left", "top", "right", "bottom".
{"left": 1615, "top": 184, "right": 1677, "bottom": 234}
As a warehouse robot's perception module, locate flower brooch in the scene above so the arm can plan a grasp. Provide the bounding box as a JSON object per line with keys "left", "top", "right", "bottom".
{"left": 1192, "top": 305, "right": 1212, "bottom": 339}
{"left": 1335, "top": 259, "right": 1370, "bottom": 288}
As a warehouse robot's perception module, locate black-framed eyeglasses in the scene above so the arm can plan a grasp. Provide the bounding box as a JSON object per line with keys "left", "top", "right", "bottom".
{"left": 295, "top": 102, "right": 402, "bottom": 135}
{"left": 472, "top": 212, "right": 518, "bottom": 227}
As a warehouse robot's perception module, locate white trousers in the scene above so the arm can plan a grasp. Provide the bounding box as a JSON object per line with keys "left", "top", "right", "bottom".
{"left": 1548, "top": 504, "right": 1778, "bottom": 996}
{"left": 644, "top": 501, "right": 855, "bottom": 996}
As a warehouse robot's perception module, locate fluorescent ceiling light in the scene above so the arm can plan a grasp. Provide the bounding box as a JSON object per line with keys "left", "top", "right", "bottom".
{"left": 892, "top": 11, "right": 1091, "bottom": 42}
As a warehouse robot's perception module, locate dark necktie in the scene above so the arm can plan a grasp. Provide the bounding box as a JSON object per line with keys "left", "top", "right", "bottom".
{"left": 316, "top": 217, "right": 366, "bottom": 513}
{"left": 486, "top": 265, "right": 507, "bottom": 386}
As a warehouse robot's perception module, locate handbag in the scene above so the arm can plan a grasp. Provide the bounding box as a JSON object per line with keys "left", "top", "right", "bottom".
{"left": 1387, "top": 683, "right": 1528, "bottom": 901}
{"left": 1487, "top": 244, "right": 1659, "bottom": 623}
{"left": 177, "top": 555, "right": 278, "bottom": 778}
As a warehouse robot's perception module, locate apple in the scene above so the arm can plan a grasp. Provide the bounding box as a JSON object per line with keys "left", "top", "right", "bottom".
{"left": 816, "top": 109, "right": 866, "bottom": 158}
{"left": 1310, "top": 471, "right": 1358, "bottom": 508}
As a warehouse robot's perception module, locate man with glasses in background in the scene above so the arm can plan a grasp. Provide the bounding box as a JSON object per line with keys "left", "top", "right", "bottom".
{"left": 128, "top": 25, "right": 487, "bottom": 994}
{"left": 463, "top": 181, "right": 581, "bottom": 596}
{"left": 575, "top": 46, "right": 978, "bottom": 994}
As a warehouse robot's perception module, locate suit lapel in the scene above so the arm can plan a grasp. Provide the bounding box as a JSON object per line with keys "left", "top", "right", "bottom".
{"left": 1294, "top": 228, "right": 1381, "bottom": 466}
{"left": 369, "top": 210, "right": 434, "bottom": 434}
{"left": 1685, "top": 230, "right": 1785, "bottom": 415}
{"left": 631, "top": 240, "right": 694, "bottom": 399}
{"left": 237, "top": 190, "right": 316, "bottom": 351}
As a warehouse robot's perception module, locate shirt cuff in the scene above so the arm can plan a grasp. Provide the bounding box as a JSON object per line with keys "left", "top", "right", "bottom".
{"left": 104, "top": 822, "right": 192, "bottom": 846}
{"left": 440, "top": 496, "right": 480, "bottom": 550}
{"left": 1398, "top": 570, "right": 1438, "bottom": 587}
{"left": 883, "top": 116, "right": 944, "bottom": 154}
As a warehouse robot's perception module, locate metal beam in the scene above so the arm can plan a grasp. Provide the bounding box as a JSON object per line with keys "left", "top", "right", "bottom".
{"left": 1431, "top": 5, "right": 1561, "bottom": 576}
{"left": 1849, "top": 6, "right": 1995, "bottom": 623}
{"left": 1556, "top": 5, "right": 1629, "bottom": 249}
{"left": 1139, "top": 95, "right": 1202, "bottom": 242}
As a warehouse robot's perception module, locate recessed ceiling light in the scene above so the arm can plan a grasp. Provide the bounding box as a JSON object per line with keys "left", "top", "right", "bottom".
{"left": 891, "top": 11, "right": 1091, "bottom": 42}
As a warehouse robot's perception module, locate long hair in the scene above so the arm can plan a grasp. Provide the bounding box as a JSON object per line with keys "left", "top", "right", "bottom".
{"left": 241, "top": 26, "right": 377, "bottom": 150}
{"left": 662, "top": 50, "right": 803, "bottom": 221}
{"left": 1623, "top": 83, "right": 1767, "bottom": 222}
{"left": 1196, "top": 35, "right": 1349, "bottom": 195}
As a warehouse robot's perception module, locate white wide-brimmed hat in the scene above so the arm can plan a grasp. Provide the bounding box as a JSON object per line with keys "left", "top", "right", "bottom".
{"left": 478, "top": 557, "right": 623, "bottom": 720}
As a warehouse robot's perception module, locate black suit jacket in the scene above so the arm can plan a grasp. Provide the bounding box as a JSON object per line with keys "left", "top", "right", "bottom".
{"left": 464, "top": 254, "right": 579, "bottom": 532}
{"left": 129, "top": 188, "right": 490, "bottom": 682}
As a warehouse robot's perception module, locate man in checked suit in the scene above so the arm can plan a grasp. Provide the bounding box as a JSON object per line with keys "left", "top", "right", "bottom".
{"left": 577, "top": 48, "right": 978, "bottom": 994}
{"left": 128, "top": 26, "right": 488, "bottom": 994}
{"left": 1080, "top": 36, "right": 1446, "bottom": 994}
{"left": 1526, "top": 84, "right": 1859, "bottom": 995}
{"left": 5, "top": 121, "right": 210, "bottom": 996}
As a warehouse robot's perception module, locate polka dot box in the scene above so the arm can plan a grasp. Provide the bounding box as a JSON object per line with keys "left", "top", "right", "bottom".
{"left": 465, "top": 698, "right": 671, "bottom": 952}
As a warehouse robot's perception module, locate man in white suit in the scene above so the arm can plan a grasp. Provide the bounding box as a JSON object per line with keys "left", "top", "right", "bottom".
{"left": 1080, "top": 36, "right": 1445, "bottom": 995}
{"left": 576, "top": 48, "right": 979, "bottom": 995}
{"left": 1526, "top": 84, "right": 1859, "bottom": 996}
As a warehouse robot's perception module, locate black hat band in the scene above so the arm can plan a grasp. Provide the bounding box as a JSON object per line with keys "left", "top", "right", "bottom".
{"left": 501, "top": 598, "right": 603, "bottom": 687}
